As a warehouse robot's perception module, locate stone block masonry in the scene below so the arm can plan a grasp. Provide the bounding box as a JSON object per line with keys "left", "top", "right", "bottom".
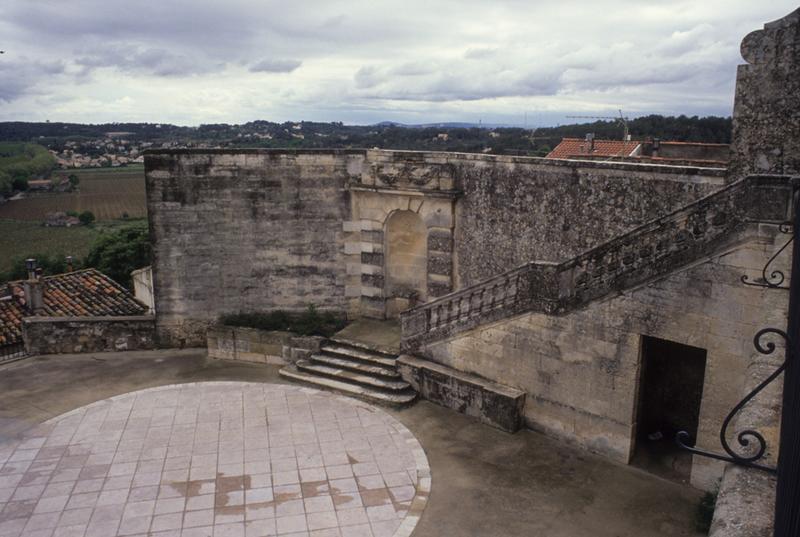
{"left": 146, "top": 147, "right": 727, "bottom": 339}
{"left": 398, "top": 353, "right": 526, "bottom": 433}
{"left": 22, "top": 316, "right": 155, "bottom": 355}
{"left": 417, "top": 223, "right": 789, "bottom": 491}
{"left": 146, "top": 150, "right": 359, "bottom": 346}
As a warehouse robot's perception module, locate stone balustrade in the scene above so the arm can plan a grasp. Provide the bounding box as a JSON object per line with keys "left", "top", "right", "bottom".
{"left": 401, "top": 175, "right": 797, "bottom": 351}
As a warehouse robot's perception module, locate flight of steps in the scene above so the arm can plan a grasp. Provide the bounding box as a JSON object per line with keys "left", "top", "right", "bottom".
{"left": 279, "top": 339, "right": 417, "bottom": 406}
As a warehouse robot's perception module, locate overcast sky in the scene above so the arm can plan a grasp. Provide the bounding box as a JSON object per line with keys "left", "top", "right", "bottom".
{"left": 0, "top": 1, "right": 796, "bottom": 126}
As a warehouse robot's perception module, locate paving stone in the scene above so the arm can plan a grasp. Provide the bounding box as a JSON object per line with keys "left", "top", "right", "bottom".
{"left": 0, "top": 383, "right": 429, "bottom": 537}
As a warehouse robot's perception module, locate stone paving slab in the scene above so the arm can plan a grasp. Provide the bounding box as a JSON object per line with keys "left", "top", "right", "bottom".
{"left": 0, "top": 382, "right": 430, "bottom": 537}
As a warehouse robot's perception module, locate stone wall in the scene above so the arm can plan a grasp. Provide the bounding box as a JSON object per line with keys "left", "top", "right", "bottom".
{"left": 22, "top": 316, "right": 156, "bottom": 355}
{"left": 708, "top": 347, "right": 782, "bottom": 537}
{"left": 417, "top": 224, "right": 789, "bottom": 490}
{"left": 451, "top": 156, "right": 725, "bottom": 286}
{"left": 147, "top": 148, "right": 725, "bottom": 333}
{"left": 146, "top": 150, "right": 358, "bottom": 346}
{"left": 730, "top": 8, "right": 800, "bottom": 181}
{"left": 206, "top": 325, "right": 324, "bottom": 365}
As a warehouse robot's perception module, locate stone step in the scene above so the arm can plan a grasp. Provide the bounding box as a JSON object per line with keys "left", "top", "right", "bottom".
{"left": 295, "top": 360, "right": 410, "bottom": 391}
{"left": 310, "top": 353, "right": 400, "bottom": 379}
{"left": 279, "top": 365, "right": 417, "bottom": 406}
{"left": 320, "top": 342, "right": 397, "bottom": 368}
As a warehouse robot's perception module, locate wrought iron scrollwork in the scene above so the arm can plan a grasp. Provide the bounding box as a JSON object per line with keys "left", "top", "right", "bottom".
{"left": 676, "top": 328, "right": 789, "bottom": 473}
{"left": 741, "top": 222, "right": 794, "bottom": 289}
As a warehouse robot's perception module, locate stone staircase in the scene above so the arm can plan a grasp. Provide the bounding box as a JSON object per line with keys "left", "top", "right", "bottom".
{"left": 400, "top": 175, "right": 797, "bottom": 351}
{"left": 279, "top": 338, "right": 417, "bottom": 406}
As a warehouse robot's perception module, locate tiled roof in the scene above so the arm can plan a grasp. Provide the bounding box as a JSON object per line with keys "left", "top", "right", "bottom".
{"left": 0, "top": 298, "right": 24, "bottom": 346}
{"left": 0, "top": 269, "right": 148, "bottom": 347}
{"left": 546, "top": 138, "right": 641, "bottom": 159}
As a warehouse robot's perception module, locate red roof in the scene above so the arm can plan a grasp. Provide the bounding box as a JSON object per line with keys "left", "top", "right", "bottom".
{"left": 0, "top": 269, "right": 148, "bottom": 346}
{"left": 546, "top": 138, "right": 641, "bottom": 159}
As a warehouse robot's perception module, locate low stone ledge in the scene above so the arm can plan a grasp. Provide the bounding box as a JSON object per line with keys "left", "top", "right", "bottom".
{"left": 207, "top": 326, "right": 292, "bottom": 365}
{"left": 285, "top": 335, "right": 325, "bottom": 363}
{"left": 207, "top": 326, "right": 325, "bottom": 366}
{"left": 397, "top": 354, "right": 525, "bottom": 433}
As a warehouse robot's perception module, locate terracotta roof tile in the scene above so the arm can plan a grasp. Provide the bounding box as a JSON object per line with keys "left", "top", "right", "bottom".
{"left": 0, "top": 268, "right": 148, "bottom": 348}
{"left": 546, "top": 138, "right": 642, "bottom": 159}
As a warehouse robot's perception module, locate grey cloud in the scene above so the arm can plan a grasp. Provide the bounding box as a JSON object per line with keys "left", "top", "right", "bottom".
{"left": 249, "top": 59, "right": 302, "bottom": 73}
{"left": 390, "top": 62, "right": 437, "bottom": 76}
{"left": 463, "top": 48, "right": 497, "bottom": 59}
{"left": 0, "top": 0, "right": 797, "bottom": 122}
{"left": 75, "top": 46, "right": 222, "bottom": 77}
{"left": 0, "top": 58, "right": 65, "bottom": 102}
{"left": 354, "top": 66, "right": 381, "bottom": 89}
{"left": 353, "top": 62, "right": 563, "bottom": 102}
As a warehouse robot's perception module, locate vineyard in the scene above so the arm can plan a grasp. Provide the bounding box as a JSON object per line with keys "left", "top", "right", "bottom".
{"left": 0, "top": 166, "right": 146, "bottom": 221}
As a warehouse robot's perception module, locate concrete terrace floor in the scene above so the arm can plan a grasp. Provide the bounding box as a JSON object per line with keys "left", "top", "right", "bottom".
{"left": 0, "top": 350, "right": 705, "bottom": 537}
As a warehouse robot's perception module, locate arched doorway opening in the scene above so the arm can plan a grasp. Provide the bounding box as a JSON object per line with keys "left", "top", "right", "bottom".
{"left": 384, "top": 210, "right": 427, "bottom": 318}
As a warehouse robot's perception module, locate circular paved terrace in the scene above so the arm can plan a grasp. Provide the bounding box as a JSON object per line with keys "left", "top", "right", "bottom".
{"left": 0, "top": 382, "right": 430, "bottom": 537}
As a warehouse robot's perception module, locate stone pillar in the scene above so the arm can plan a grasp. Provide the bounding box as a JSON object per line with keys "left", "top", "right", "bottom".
{"left": 729, "top": 9, "right": 800, "bottom": 182}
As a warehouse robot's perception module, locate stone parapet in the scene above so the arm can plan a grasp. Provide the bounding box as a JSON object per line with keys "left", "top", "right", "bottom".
{"left": 397, "top": 353, "right": 526, "bottom": 432}
{"left": 401, "top": 175, "right": 797, "bottom": 351}
{"left": 206, "top": 325, "right": 325, "bottom": 365}
{"left": 22, "top": 316, "right": 155, "bottom": 355}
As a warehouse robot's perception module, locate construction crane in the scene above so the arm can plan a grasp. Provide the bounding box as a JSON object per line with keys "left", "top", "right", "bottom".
{"left": 566, "top": 109, "right": 630, "bottom": 141}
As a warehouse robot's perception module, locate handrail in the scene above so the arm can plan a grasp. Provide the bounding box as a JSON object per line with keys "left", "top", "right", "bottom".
{"left": 400, "top": 175, "right": 797, "bottom": 351}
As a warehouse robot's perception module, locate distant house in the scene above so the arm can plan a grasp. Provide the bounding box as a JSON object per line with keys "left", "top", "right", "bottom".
{"left": 27, "top": 177, "right": 72, "bottom": 193}
{"left": 27, "top": 179, "right": 54, "bottom": 192}
{"left": 546, "top": 137, "right": 642, "bottom": 159}
{"left": 44, "top": 212, "right": 81, "bottom": 227}
{"left": 0, "top": 267, "right": 150, "bottom": 360}
{"left": 546, "top": 136, "right": 730, "bottom": 167}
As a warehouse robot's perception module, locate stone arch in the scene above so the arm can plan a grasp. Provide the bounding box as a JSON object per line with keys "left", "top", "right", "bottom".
{"left": 384, "top": 209, "right": 428, "bottom": 318}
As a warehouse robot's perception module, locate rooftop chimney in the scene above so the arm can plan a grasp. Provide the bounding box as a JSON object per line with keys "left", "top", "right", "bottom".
{"left": 25, "top": 258, "right": 36, "bottom": 280}
{"left": 23, "top": 258, "right": 44, "bottom": 315}
{"left": 585, "top": 133, "right": 595, "bottom": 153}
{"left": 66, "top": 255, "right": 74, "bottom": 272}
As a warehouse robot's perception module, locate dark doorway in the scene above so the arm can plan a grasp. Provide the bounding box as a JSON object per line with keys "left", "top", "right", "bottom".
{"left": 632, "top": 336, "right": 707, "bottom": 483}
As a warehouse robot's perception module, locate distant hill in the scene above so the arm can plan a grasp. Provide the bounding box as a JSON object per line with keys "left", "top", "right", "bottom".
{"left": 374, "top": 121, "right": 513, "bottom": 129}
{"left": 0, "top": 115, "right": 732, "bottom": 158}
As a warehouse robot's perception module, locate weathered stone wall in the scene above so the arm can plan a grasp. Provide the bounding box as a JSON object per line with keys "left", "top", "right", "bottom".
{"left": 708, "top": 348, "right": 782, "bottom": 537}
{"left": 206, "top": 326, "right": 293, "bottom": 365}
{"left": 206, "top": 325, "right": 324, "bottom": 365}
{"left": 397, "top": 354, "right": 526, "bottom": 433}
{"left": 418, "top": 224, "right": 789, "bottom": 490}
{"left": 730, "top": 8, "right": 800, "bottom": 181}
{"left": 22, "top": 316, "right": 156, "bottom": 355}
{"left": 146, "top": 150, "right": 359, "bottom": 346}
{"left": 147, "top": 148, "right": 725, "bottom": 333}
{"left": 451, "top": 156, "right": 725, "bottom": 286}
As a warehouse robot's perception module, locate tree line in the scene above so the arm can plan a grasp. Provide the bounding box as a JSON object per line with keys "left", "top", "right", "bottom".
{"left": 0, "top": 115, "right": 732, "bottom": 158}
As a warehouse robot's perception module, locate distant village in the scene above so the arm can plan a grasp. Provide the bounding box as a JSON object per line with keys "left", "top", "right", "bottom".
{"left": 1, "top": 114, "right": 734, "bottom": 170}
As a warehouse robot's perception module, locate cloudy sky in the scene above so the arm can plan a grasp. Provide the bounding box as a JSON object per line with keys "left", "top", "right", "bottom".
{"left": 0, "top": 1, "right": 796, "bottom": 126}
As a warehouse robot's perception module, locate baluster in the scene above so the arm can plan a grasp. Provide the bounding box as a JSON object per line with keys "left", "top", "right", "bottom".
{"left": 498, "top": 280, "right": 507, "bottom": 304}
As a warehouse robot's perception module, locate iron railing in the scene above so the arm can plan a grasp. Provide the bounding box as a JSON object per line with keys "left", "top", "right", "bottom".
{"left": 0, "top": 342, "right": 26, "bottom": 364}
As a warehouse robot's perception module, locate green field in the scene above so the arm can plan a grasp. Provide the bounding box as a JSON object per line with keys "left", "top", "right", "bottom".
{"left": 0, "top": 218, "right": 147, "bottom": 275}
{"left": 0, "top": 165, "right": 146, "bottom": 222}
